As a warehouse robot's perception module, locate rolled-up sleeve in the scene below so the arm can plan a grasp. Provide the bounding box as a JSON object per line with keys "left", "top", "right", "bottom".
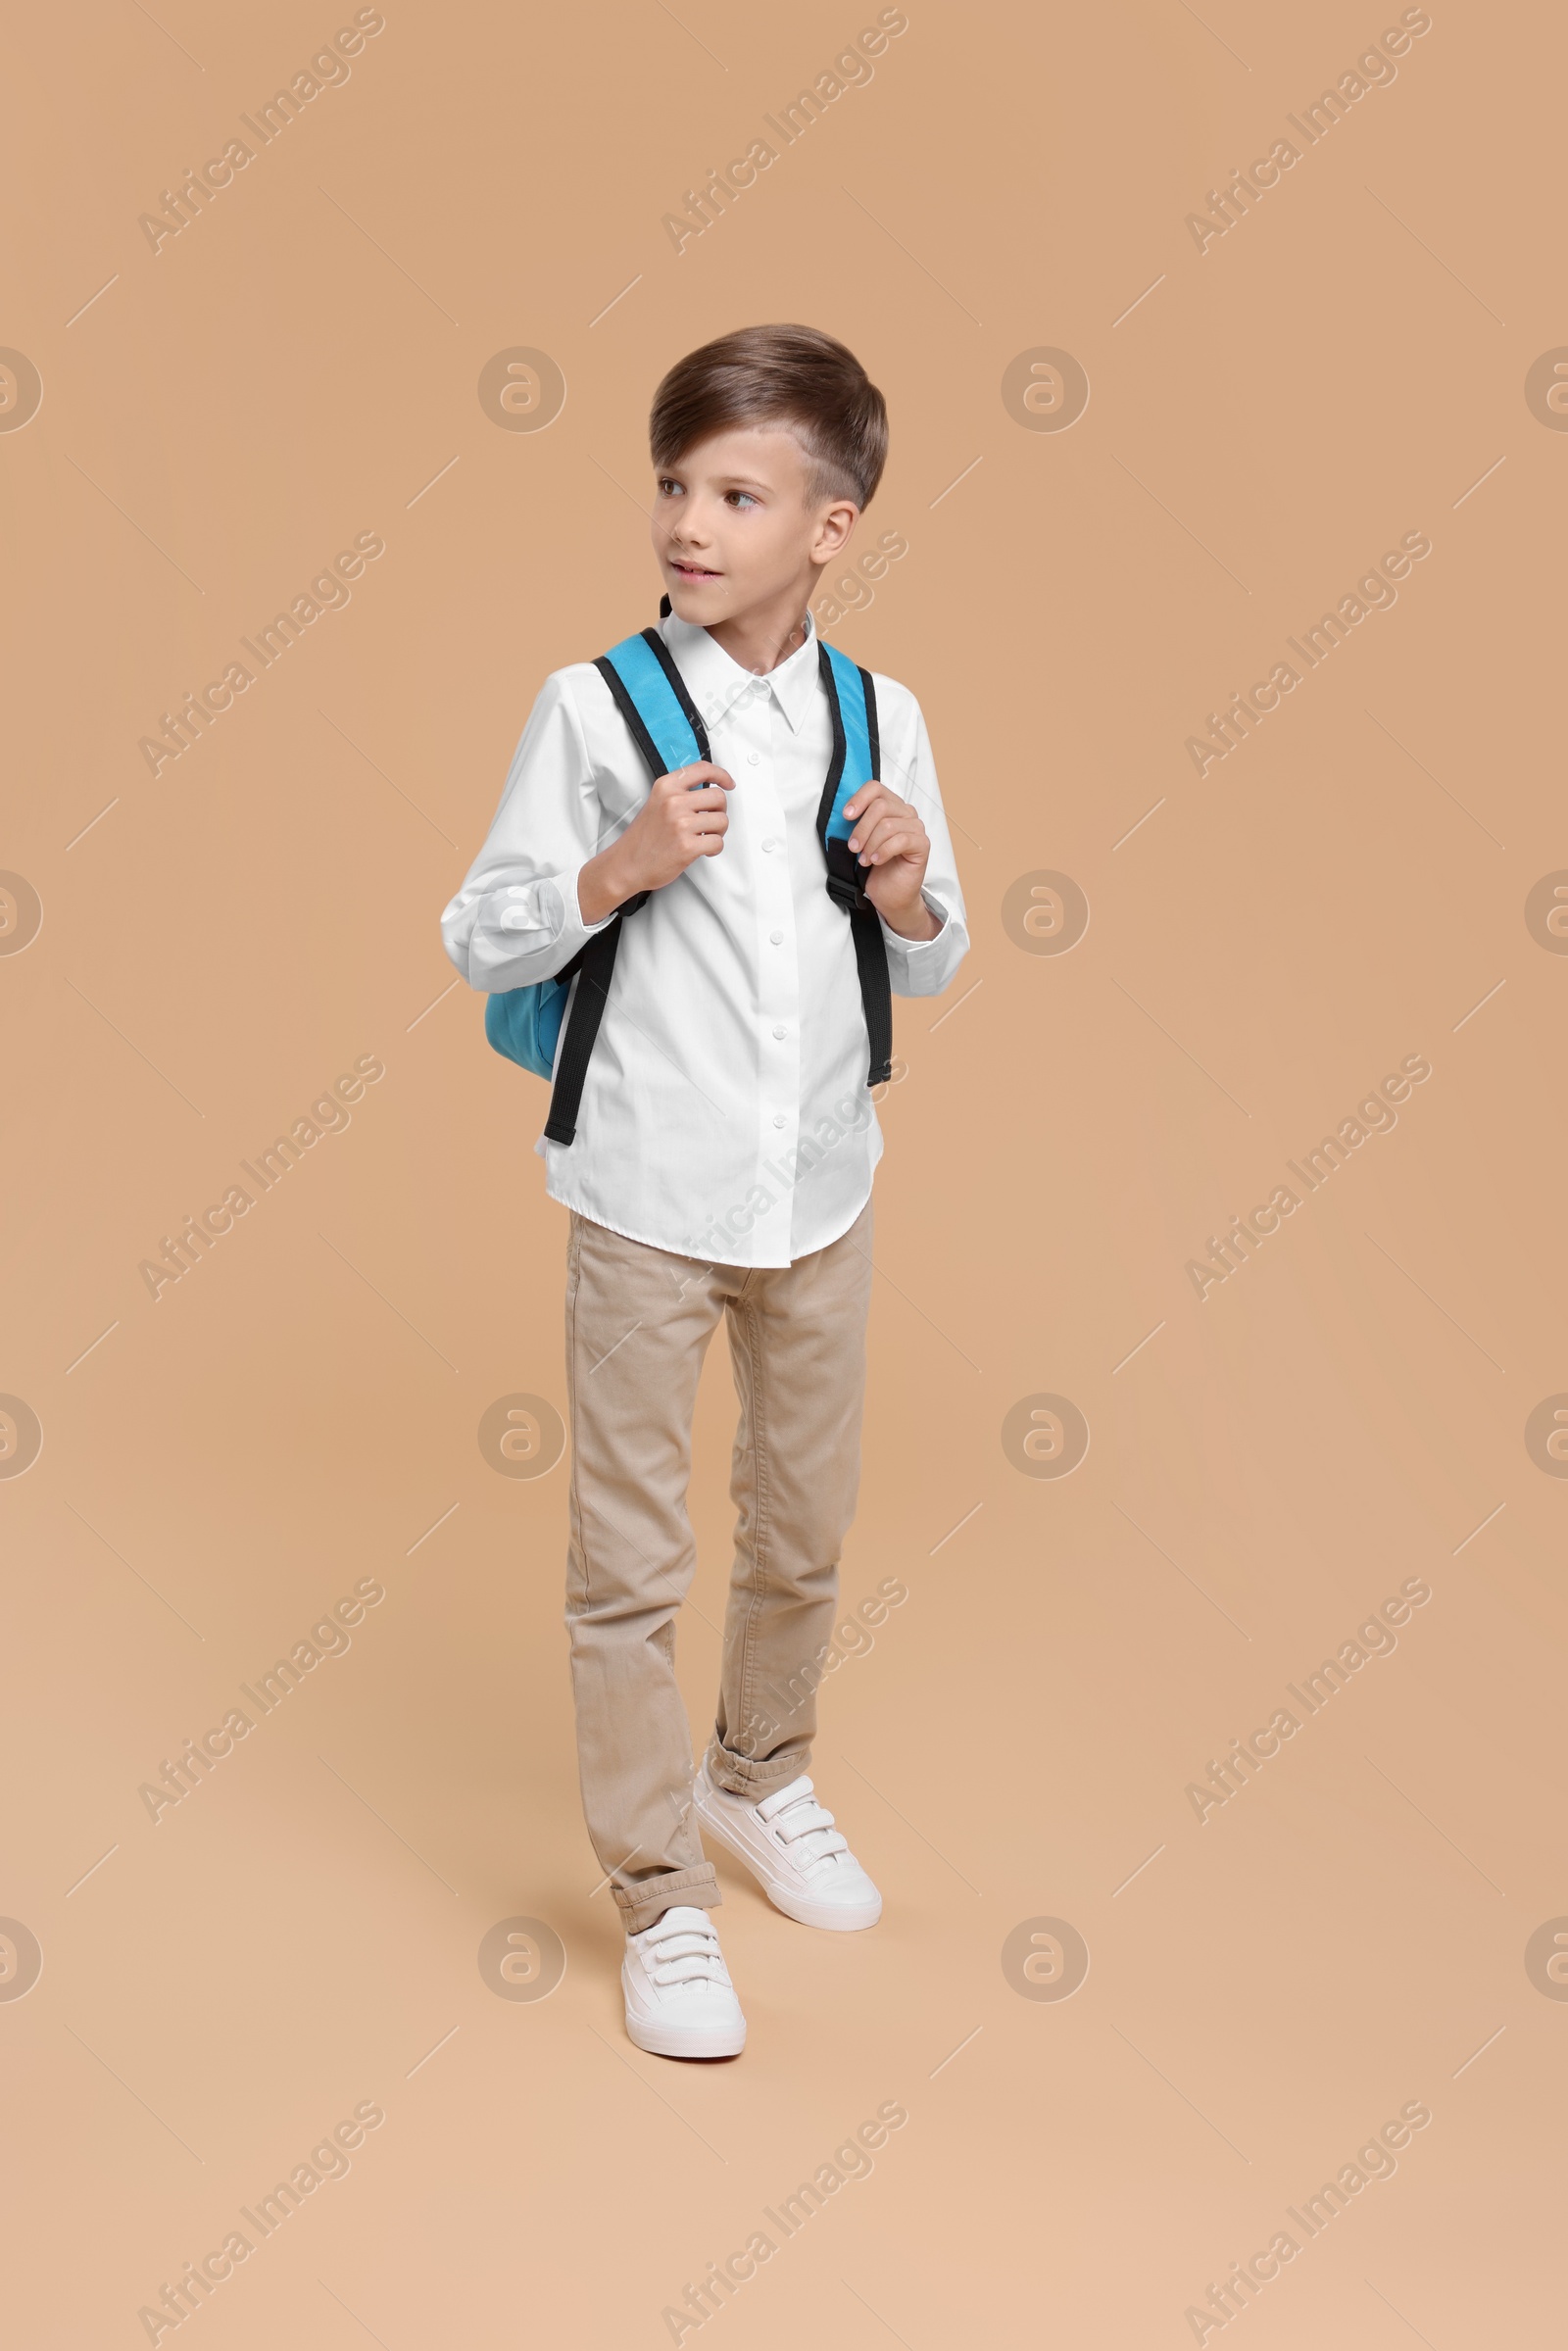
{"left": 876, "top": 701, "right": 970, "bottom": 1000}
{"left": 440, "top": 672, "right": 617, "bottom": 992}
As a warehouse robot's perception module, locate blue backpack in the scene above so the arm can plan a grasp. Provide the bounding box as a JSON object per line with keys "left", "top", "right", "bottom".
{"left": 486, "top": 613, "right": 892, "bottom": 1146}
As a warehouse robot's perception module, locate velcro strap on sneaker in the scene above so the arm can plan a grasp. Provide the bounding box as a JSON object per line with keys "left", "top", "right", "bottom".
{"left": 647, "top": 1927, "right": 712, "bottom": 1952}
{"left": 757, "top": 1782, "right": 850, "bottom": 1866}
{"left": 756, "top": 1777, "right": 819, "bottom": 1823}
{"left": 640, "top": 1918, "right": 722, "bottom": 1983}
{"left": 653, "top": 1953, "right": 720, "bottom": 1986}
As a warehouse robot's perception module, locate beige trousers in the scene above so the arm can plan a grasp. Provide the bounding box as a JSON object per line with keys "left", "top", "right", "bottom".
{"left": 563, "top": 1197, "right": 873, "bottom": 1935}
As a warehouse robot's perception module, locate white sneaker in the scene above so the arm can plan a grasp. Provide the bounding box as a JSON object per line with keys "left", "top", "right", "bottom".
{"left": 694, "top": 1761, "right": 883, "bottom": 1932}
{"left": 621, "top": 1905, "right": 747, "bottom": 2059}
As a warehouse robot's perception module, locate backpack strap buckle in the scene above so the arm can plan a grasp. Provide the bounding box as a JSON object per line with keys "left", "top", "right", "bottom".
{"left": 823, "top": 836, "right": 871, "bottom": 915}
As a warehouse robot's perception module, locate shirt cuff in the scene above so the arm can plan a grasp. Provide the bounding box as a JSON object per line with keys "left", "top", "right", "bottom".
{"left": 567, "top": 863, "right": 618, "bottom": 938}
{"left": 878, "top": 888, "right": 950, "bottom": 953}
{"left": 481, "top": 867, "right": 615, "bottom": 990}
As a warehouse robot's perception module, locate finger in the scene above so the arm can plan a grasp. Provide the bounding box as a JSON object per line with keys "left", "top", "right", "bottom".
{"left": 848, "top": 795, "right": 909, "bottom": 851}
{"left": 857, "top": 815, "right": 923, "bottom": 863}
{"left": 862, "top": 834, "right": 925, "bottom": 870}
{"left": 669, "top": 761, "right": 735, "bottom": 791}
{"left": 843, "top": 782, "right": 892, "bottom": 834}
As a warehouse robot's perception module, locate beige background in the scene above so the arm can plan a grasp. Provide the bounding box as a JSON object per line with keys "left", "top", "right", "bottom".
{"left": 4, "top": 0, "right": 1564, "bottom": 2343}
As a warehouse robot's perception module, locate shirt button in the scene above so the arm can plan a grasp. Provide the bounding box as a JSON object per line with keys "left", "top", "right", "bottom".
{"left": 761, "top": 837, "right": 777, "bottom": 854}
{"left": 747, "top": 753, "right": 760, "bottom": 767}
{"left": 772, "top": 1025, "right": 787, "bottom": 1039}
{"left": 769, "top": 929, "right": 784, "bottom": 945}
{"left": 772, "top": 1113, "right": 787, "bottom": 1128}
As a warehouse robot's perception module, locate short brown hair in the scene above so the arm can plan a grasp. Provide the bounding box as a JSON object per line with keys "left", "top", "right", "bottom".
{"left": 650, "top": 323, "right": 888, "bottom": 508}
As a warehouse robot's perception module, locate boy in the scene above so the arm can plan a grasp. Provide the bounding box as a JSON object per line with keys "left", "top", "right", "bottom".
{"left": 441, "top": 323, "right": 968, "bottom": 2058}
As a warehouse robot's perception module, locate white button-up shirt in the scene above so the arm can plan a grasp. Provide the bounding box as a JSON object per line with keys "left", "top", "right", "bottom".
{"left": 440, "top": 609, "right": 968, "bottom": 1266}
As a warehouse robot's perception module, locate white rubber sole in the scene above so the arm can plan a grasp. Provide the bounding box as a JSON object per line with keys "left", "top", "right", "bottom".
{"left": 694, "top": 1789, "right": 883, "bottom": 1933}
{"left": 625, "top": 2002, "right": 747, "bottom": 2059}
{"left": 621, "top": 1977, "right": 747, "bottom": 2060}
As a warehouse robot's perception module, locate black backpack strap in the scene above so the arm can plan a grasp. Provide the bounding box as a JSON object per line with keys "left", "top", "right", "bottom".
{"left": 542, "top": 920, "right": 625, "bottom": 1145}
{"left": 593, "top": 660, "right": 662, "bottom": 789}
{"left": 636, "top": 629, "right": 711, "bottom": 762}
{"left": 544, "top": 631, "right": 696, "bottom": 1145}
{"left": 851, "top": 658, "right": 892, "bottom": 1085}
{"left": 850, "top": 905, "right": 894, "bottom": 1089}
{"left": 815, "top": 647, "right": 894, "bottom": 1090}
{"left": 862, "top": 657, "right": 881, "bottom": 773}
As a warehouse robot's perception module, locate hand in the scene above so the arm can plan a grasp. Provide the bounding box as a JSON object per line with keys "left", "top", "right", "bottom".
{"left": 579, "top": 761, "right": 734, "bottom": 922}
{"left": 843, "top": 779, "right": 941, "bottom": 940}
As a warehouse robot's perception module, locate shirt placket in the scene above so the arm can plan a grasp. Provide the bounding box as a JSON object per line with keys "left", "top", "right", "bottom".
{"left": 733, "top": 679, "right": 800, "bottom": 1259}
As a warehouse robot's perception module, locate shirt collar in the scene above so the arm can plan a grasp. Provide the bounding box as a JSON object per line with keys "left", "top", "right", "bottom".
{"left": 659, "top": 605, "right": 821, "bottom": 738}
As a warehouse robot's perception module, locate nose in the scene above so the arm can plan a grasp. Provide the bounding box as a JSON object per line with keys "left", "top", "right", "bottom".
{"left": 664, "top": 503, "right": 710, "bottom": 551}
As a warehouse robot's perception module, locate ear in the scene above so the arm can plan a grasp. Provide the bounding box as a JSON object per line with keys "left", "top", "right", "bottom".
{"left": 811, "top": 496, "right": 860, "bottom": 563}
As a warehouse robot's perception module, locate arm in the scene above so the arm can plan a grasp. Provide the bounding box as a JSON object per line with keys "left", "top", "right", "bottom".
{"left": 439, "top": 673, "right": 734, "bottom": 990}
{"left": 440, "top": 673, "right": 616, "bottom": 994}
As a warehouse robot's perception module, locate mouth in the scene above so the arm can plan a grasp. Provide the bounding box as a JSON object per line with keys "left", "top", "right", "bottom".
{"left": 669, "top": 560, "right": 722, "bottom": 582}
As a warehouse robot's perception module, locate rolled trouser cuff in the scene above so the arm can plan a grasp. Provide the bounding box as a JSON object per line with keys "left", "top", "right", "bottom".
{"left": 613, "top": 1862, "right": 720, "bottom": 1936}
{"left": 704, "top": 1740, "right": 812, "bottom": 1799}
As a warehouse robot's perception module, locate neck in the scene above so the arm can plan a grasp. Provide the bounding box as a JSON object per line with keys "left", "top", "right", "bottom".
{"left": 701, "top": 596, "right": 811, "bottom": 675}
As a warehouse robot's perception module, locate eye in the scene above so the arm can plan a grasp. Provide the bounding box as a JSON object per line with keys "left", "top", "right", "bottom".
{"left": 657, "top": 477, "right": 684, "bottom": 499}
{"left": 725, "top": 490, "right": 760, "bottom": 510}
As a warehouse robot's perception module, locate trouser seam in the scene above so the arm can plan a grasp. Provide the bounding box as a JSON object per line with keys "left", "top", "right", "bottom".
{"left": 564, "top": 1220, "right": 591, "bottom": 1618}
{"left": 732, "top": 1291, "right": 772, "bottom": 1748}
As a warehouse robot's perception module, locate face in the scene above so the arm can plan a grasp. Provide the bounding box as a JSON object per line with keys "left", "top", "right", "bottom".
{"left": 651, "top": 425, "right": 858, "bottom": 629}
